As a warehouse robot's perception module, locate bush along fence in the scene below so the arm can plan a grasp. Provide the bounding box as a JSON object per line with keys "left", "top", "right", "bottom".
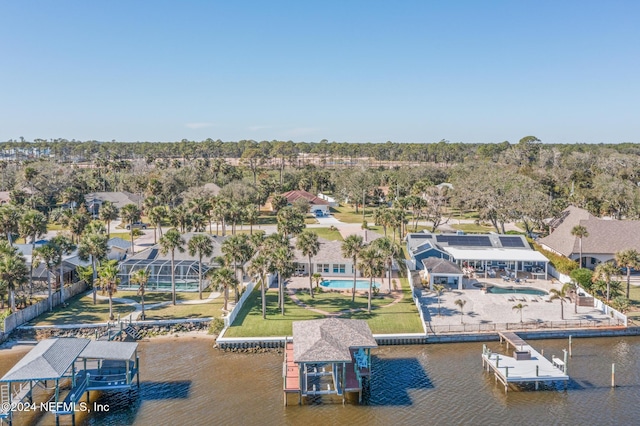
{"left": 2, "top": 280, "right": 88, "bottom": 336}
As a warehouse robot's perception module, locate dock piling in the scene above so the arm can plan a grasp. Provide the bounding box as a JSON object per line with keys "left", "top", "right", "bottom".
{"left": 569, "top": 335, "right": 572, "bottom": 358}
{"left": 611, "top": 363, "right": 615, "bottom": 388}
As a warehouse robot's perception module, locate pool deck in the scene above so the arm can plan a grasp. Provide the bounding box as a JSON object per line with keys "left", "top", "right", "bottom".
{"left": 420, "top": 276, "right": 613, "bottom": 330}
{"left": 285, "top": 276, "right": 387, "bottom": 292}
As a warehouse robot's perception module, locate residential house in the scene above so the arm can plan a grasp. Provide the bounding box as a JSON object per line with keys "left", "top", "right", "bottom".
{"left": 280, "top": 190, "right": 331, "bottom": 215}
{"left": 85, "top": 191, "right": 142, "bottom": 217}
{"left": 539, "top": 205, "right": 640, "bottom": 267}
{"left": 291, "top": 237, "right": 360, "bottom": 277}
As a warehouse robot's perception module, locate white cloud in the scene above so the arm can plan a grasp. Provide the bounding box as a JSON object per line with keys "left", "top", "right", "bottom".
{"left": 185, "top": 122, "right": 215, "bottom": 129}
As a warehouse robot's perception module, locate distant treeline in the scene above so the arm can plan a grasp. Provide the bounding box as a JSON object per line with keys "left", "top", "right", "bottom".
{"left": 2, "top": 137, "right": 640, "bottom": 164}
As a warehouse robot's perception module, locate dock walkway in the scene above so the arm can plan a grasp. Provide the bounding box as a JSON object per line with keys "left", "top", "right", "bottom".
{"left": 482, "top": 331, "right": 568, "bottom": 392}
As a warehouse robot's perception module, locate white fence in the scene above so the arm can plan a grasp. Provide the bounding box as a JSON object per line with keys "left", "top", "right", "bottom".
{"left": 547, "top": 264, "right": 572, "bottom": 284}
{"left": 427, "top": 318, "right": 624, "bottom": 335}
{"left": 3, "top": 281, "right": 88, "bottom": 334}
{"left": 406, "top": 266, "right": 428, "bottom": 334}
{"left": 223, "top": 281, "right": 257, "bottom": 328}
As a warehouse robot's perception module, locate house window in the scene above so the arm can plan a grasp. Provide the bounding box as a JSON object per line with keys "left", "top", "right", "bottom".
{"left": 317, "top": 264, "right": 329, "bottom": 273}
{"left": 333, "top": 264, "right": 346, "bottom": 274}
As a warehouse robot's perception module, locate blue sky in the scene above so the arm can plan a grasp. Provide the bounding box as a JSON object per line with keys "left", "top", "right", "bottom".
{"left": 1, "top": 1, "right": 639, "bottom": 144}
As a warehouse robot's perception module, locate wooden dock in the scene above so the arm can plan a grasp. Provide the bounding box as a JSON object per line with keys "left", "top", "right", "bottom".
{"left": 482, "top": 331, "right": 569, "bottom": 392}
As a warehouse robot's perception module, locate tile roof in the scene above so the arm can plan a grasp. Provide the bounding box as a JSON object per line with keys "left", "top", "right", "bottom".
{"left": 292, "top": 318, "right": 378, "bottom": 363}
{"left": 281, "top": 190, "right": 330, "bottom": 205}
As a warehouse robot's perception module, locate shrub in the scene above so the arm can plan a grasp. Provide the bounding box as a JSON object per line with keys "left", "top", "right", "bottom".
{"left": 532, "top": 242, "right": 578, "bottom": 275}
{"left": 208, "top": 317, "right": 225, "bottom": 335}
{"left": 361, "top": 220, "right": 368, "bottom": 230}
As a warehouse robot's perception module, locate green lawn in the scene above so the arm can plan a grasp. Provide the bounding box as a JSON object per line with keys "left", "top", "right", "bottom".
{"left": 312, "top": 227, "right": 344, "bottom": 241}
{"left": 143, "top": 297, "right": 225, "bottom": 320}
{"left": 47, "top": 223, "right": 67, "bottom": 231}
{"left": 116, "top": 290, "right": 212, "bottom": 304}
{"left": 224, "top": 278, "right": 423, "bottom": 336}
{"left": 450, "top": 223, "right": 496, "bottom": 233}
{"left": 224, "top": 290, "right": 324, "bottom": 337}
{"left": 627, "top": 285, "right": 640, "bottom": 321}
{"left": 331, "top": 205, "right": 376, "bottom": 224}
{"left": 296, "top": 290, "right": 396, "bottom": 313}
{"left": 31, "top": 293, "right": 136, "bottom": 325}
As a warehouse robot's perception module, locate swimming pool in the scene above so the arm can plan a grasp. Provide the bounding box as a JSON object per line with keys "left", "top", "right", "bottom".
{"left": 484, "top": 284, "right": 548, "bottom": 296}
{"left": 320, "top": 279, "right": 380, "bottom": 290}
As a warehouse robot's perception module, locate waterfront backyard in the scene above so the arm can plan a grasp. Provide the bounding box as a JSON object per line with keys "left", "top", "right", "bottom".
{"left": 224, "top": 278, "right": 424, "bottom": 337}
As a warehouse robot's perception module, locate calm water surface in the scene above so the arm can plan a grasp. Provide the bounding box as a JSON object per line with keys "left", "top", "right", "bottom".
{"left": 1, "top": 336, "right": 639, "bottom": 425}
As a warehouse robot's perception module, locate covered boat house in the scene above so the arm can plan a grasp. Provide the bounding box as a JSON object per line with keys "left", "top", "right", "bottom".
{"left": 283, "top": 318, "right": 378, "bottom": 405}
{"left": 0, "top": 338, "right": 139, "bottom": 425}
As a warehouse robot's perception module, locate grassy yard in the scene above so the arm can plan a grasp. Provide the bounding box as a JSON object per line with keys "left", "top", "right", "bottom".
{"left": 47, "top": 223, "right": 67, "bottom": 231}
{"left": 626, "top": 285, "right": 640, "bottom": 321}
{"left": 331, "top": 205, "right": 376, "bottom": 224}
{"left": 116, "top": 290, "right": 212, "bottom": 304}
{"left": 312, "top": 227, "right": 344, "bottom": 241}
{"left": 31, "top": 292, "right": 136, "bottom": 325}
{"left": 224, "top": 278, "right": 423, "bottom": 337}
{"left": 450, "top": 223, "right": 496, "bottom": 233}
{"left": 296, "top": 290, "right": 396, "bottom": 313}
{"left": 143, "top": 297, "right": 225, "bottom": 320}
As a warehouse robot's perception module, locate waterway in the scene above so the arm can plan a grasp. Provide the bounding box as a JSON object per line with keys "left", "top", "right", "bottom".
{"left": 1, "top": 335, "right": 639, "bottom": 425}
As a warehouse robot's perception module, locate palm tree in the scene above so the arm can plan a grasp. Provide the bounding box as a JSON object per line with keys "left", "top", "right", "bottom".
{"left": 147, "top": 205, "right": 166, "bottom": 244}
{"left": 49, "top": 235, "right": 75, "bottom": 301}
{"left": 33, "top": 243, "right": 61, "bottom": 311}
{"left": 373, "top": 237, "right": 402, "bottom": 292}
{"left": 271, "top": 245, "right": 294, "bottom": 315}
{"left": 341, "top": 234, "right": 365, "bottom": 302}
{"left": 248, "top": 253, "right": 270, "bottom": 319}
{"left": 78, "top": 231, "right": 109, "bottom": 304}
{"left": 592, "top": 262, "right": 619, "bottom": 302}
{"left": 454, "top": 299, "right": 467, "bottom": 324}
{"left": 99, "top": 201, "right": 119, "bottom": 239}
{"left": 159, "top": 228, "right": 185, "bottom": 305}
{"left": 312, "top": 273, "right": 323, "bottom": 289}
{"left": 170, "top": 205, "right": 191, "bottom": 233}
{"left": 209, "top": 267, "right": 237, "bottom": 312}
{"left": 120, "top": 203, "right": 141, "bottom": 254}
{"left": 549, "top": 283, "right": 573, "bottom": 320}
{"left": 0, "top": 204, "right": 21, "bottom": 245}
{"left": 0, "top": 242, "right": 28, "bottom": 312}
{"left": 358, "top": 245, "right": 385, "bottom": 313}
{"left": 512, "top": 303, "right": 528, "bottom": 323}
{"left": 615, "top": 249, "right": 640, "bottom": 299}
{"left": 571, "top": 225, "right": 589, "bottom": 268}
{"left": 276, "top": 206, "right": 305, "bottom": 237}
{"left": 96, "top": 260, "right": 120, "bottom": 321}
{"left": 221, "top": 234, "right": 252, "bottom": 303}
{"left": 296, "top": 231, "right": 320, "bottom": 298}
{"left": 433, "top": 284, "right": 445, "bottom": 316}
{"left": 188, "top": 234, "right": 214, "bottom": 300}
{"left": 245, "top": 206, "right": 259, "bottom": 235}
{"left": 19, "top": 209, "right": 47, "bottom": 295}
{"left": 130, "top": 269, "right": 150, "bottom": 320}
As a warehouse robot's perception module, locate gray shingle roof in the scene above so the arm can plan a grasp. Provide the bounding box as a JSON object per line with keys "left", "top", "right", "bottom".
{"left": 539, "top": 206, "right": 640, "bottom": 256}
{"left": 291, "top": 237, "right": 350, "bottom": 264}
{"left": 85, "top": 191, "right": 142, "bottom": 209}
{"left": 108, "top": 237, "right": 131, "bottom": 251}
{"left": 292, "top": 318, "right": 377, "bottom": 363}
{"left": 127, "top": 233, "right": 227, "bottom": 263}
{"left": 79, "top": 341, "right": 138, "bottom": 361}
{"left": 1, "top": 338, "right": 90, "bottom": 382}
{"left": 422, "top": 257, "right": 463, "bottom": 275}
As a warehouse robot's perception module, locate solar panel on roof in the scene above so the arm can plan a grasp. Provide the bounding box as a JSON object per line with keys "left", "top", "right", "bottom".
{"left": 147, "top": 248, "right": 159, "bottom": 259}
{"left": 499, "top": 236, "right": 525, "bottom": 248}
{"left": 435, "top": 235, "right": 492, "bottom": 247}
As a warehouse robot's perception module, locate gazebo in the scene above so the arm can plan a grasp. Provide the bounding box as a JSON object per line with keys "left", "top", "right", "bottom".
{"left": 284, "top": 318, "right": 378, "bottom": 405}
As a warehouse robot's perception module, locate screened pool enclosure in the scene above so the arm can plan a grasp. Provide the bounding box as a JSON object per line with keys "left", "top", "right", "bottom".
{"left": 116, "top": 233, "right": 228, "bottom": 292}
{"left": 117, "top": 258, "right": 209, "bottom": 292}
